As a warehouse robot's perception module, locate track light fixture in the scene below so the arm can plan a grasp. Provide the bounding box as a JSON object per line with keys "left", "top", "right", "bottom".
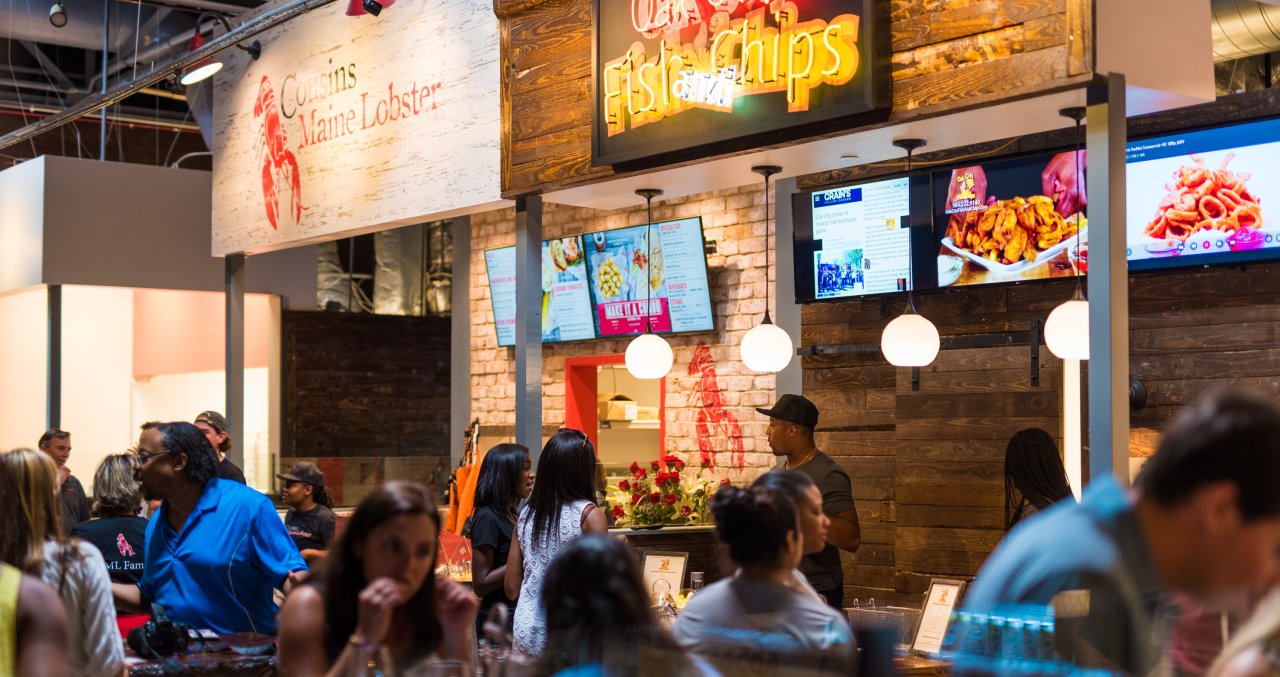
{"left": 48, "top": 2, "right": 67, "bottom": 27}
{"left": 179, "top": 13, "right": 262, "bottom": 87}
{"left": 348, "top": 0, "right": 396, "bottom": 17}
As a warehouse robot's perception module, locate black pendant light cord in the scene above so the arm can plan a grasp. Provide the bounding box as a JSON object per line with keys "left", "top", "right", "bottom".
{"left": 1059, "top": 106, "right": 1087, "bottom": 301}
{"left": 635, "top": 189, "right": 663, "bottom": 336}
{"left": 891, "top": 139, "right": 926, "bottom": 314}
{"left": 751, "top": 165, "right": 782, "bottom": 326}
{"left": 646, "top": 196, "right": 652, "bottom": 334}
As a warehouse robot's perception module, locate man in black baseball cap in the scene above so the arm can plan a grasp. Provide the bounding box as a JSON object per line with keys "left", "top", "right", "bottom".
{"left": 276, "top": 462, "right": 336, "bottom": 564}
{"left": 194, "top": 411, "right": 246, "bottom": 484}
{"left": 758, "top": 394, "right": 862, "bottom": 609}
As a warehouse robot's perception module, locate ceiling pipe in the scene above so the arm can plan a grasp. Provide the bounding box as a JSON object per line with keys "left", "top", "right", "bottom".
{"left": 0, "top": 105, "right": 201, "bottom": 132}
{"left": 1212, "top": 0, "right": 1280, "bottom": 61}
{"left": 0, "top": 0, "right": 337, "bottom": 153}
{"left": 86, "top": 17, "right": 222, "bottom": 91}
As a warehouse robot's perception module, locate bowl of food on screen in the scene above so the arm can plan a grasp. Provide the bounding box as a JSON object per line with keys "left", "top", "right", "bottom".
{"left": 936, "top": 255, "right": 964, "bottom": 286}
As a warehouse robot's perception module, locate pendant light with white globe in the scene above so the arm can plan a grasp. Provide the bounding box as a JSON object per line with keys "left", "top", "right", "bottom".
{"left": 624, "top": 189, "right": 675, "bottom": 380}
{"left": 880, "top": 139, "right": 940, "bottom": 368}
{"left": 1044, "top": 107, "right": 1090, "bottom": 361}
{"left": 740, "top": 164, "right": 795, "bottom": 373}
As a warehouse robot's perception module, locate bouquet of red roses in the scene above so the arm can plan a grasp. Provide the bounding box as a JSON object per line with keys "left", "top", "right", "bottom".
{"left": 606, "top": 455, "right": 717, "bottom": 527}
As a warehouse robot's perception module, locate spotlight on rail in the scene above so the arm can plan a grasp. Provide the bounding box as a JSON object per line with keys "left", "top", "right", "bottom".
{"left": 49, "top": 2, "right": 67, "bottom": 27}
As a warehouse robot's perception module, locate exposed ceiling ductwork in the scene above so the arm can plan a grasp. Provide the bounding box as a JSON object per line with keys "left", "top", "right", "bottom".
{"left": 1213, "top": 0, "right": 1280, "bottom": 61}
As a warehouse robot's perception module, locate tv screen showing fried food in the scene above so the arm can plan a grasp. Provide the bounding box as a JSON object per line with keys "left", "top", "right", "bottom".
{"left": 1127, "top": 117, "right": 1280, "bottom": 270}
{"left": 932, "top": 151, "right": 1088, "bottom": 288}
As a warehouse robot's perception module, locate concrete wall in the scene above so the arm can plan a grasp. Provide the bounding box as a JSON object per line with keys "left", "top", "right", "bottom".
{"left": 0, "top": 156, "right": 318, "bottom": 308}
{"left": 0, "top": 287, "right": 48, "bottom": 450}
{"left": 0, "top": 158, "right": 45, "bottom": 291}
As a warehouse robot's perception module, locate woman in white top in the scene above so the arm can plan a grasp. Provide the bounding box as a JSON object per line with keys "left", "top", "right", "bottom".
{"left": 505, "top": 429, "right": 607, "bottom": 655}
{"left": 0, "top": 448, "right": 124, "bottom": 677}
{"left": 673, "top": 484, "right": 854, "bottom": 674}
{"left": 753, "top": 470, "right": 831, "bottom": 602}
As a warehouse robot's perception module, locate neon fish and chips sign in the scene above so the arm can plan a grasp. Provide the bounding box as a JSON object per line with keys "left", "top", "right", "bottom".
{"left": 592, "top": 0, "right": 888, "bottom": 165}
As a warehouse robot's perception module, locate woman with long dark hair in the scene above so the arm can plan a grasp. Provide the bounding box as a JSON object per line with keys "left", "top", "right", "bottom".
{"left": 0, "top": 448, "right": 125, "bottom": 677}
{"left": 1004, "top": 428, "right": 1074, "bottom": 530}
{"left": 535, "top": 535, "right": 703, "bottom": 677}
{"left": 469, "top": 443, "right": 532, "bottom": 634}
{"left": 277, "top": 481, "right": 477, "bottom": 676}
{"left": 673, "top": 485, "right": 854, "bottom": 672}
{"left": 505, "top": 429, "right": 607, "bottom": 655}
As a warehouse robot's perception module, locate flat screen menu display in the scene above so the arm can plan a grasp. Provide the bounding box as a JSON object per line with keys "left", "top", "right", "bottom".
{"left": 811, "top": 178, "right": 913, "bottom": 298}
{"left": 582, "top": 217, "right": 714, "bottom": 337}
{"left": 1127, "top": 117, "right": 1280, "bottom": 270}
{"left": 484, "top": 237, "right": 599, "bottom": 346}
{"left": 933, "top": 151, "right": 1087, "bottom": 288}
{"left": 484, "top": 246, "right": 517, "bottom": 347}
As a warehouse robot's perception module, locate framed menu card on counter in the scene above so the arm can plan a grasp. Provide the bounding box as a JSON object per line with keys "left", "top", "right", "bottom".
{"left": 911, "top": 578, "right": 965, "bottom": 656}
{"left": 641, "top": 552, "right": 688, "bottom": 604}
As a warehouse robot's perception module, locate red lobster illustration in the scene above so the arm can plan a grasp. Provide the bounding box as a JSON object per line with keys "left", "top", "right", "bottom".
{"left": 688, "top": 342, "right": 744, "bottom": 470}
{"left": 253, "top": 76, "right": 304, "bottom": 230}
{"left": 116, "top": 533, "right": 135, "bottom": 558}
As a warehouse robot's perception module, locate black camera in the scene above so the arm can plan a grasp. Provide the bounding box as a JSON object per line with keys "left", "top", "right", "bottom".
{"left": 127, "top": 605, "right": 191, "bottom": 658}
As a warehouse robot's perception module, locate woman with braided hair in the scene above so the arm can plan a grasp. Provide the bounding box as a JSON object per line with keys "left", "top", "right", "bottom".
{"left": 1004, "top": 427, "right": 1074, "bottom": 530}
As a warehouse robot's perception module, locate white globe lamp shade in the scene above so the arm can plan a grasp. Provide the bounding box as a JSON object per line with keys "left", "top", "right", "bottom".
{"left": 625, "top": 332, "right": 674, "bottom": 379}
{"left": 741, "top": 321, "right": 794, "bottom": 373}
{"left": 880, "top": 313, "right": 940, "bottom": 367}
{"left": 1045, "top": 298, "right": 1090, "bottom": 360}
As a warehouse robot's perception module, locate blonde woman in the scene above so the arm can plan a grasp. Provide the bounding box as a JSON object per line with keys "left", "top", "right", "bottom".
{"left": 0, "top": 448, "right": 125, "bottom": 677}
{"left": 1209, "top": 590, "right": 1280, "bottom": 677}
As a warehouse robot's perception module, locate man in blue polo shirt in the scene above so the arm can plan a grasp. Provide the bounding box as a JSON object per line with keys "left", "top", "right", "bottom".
{"left": 112, "top": 422, "right": 306, "bottom": 635}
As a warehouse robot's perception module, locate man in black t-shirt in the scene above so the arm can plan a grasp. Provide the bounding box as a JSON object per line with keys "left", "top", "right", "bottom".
{"left": 39, "top": 429, "right": 90, "bottom": 533}
{"left": 277, "top": 462, "right": 336, "bottom": 564}
{"left": 758, "top": 394, "right": 862, "bottom": 610}
{"left": 194, "top": 411, "right": 247, "bottom": 484}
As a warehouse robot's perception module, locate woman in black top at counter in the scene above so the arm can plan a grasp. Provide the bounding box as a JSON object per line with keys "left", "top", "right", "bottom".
{"left": 71, "top": 453, "right": 147, "bottom": 585}
{"left": 468, "top": 443, "right": 533, "bottom": 635}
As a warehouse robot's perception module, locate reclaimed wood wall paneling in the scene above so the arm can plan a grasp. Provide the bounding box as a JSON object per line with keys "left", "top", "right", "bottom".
{"left": 499, "top": 0, "right": 1093, "bottom": 195}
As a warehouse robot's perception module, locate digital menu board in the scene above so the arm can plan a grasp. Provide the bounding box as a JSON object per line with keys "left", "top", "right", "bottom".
{"left": 484, "top": 246, "right": 517, "bottom": 347}
{"left": 484, "top": 237, "right": 598, "bottom": 346}
{"left": 1127, "top": 117, "right": 1280, "bottom": 270}
{"left": 808, "top": 178, "right": 912, "bottom": 299}
{"left": 933, "top": 151, "right": 1087, "bottom": 288}
{"left": 582, "top": 217, "right": 715, "bottom": 337}
{"left": 540, "top": 237, "right": 596, "bottom": 342}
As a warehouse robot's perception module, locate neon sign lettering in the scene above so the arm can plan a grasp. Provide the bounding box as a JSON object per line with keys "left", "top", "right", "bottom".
{"left": 602, "top": 1, "right": 860, "bottom": 137}
{"left": 672, "top": 66, "right": 737, "bottom": 110}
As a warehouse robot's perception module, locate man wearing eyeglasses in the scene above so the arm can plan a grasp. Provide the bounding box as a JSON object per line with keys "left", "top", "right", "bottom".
{"left": 39, "top": 429, "right": 90, "bottom": 533}
{"left": 113, "top": 421, "right": 307, "bottom": 635}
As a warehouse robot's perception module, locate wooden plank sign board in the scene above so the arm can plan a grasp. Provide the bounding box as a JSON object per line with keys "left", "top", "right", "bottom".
{"left": 212, "top": 0, "right": 505, "bottom": 255}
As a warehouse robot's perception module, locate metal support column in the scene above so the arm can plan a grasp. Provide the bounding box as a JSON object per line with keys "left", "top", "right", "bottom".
{"left": 450, "top": 216, "right": 472, "bottom": 468}
{"left": 1086, "top": 74, "right": 1130, "bottom": 484}
{"left": 774, "top": 177, "right": 803, "bottom": 395}
{"left": 514, "top": 197, "right": 544, "bottom": 462}
{"left": 99, "top": 0, "right": 109, "bottom": 159}
{"left": 225, "top": 253, "right": 246, "bottom": 469}
{"left": 47, "top": 284, "right": 62, "bottom": 430}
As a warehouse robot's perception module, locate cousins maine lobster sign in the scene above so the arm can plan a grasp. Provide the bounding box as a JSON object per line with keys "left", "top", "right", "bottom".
{"left": 211, "top": 0, "right": 504, "bottom": 256}
{"left": 592, "top": 0, "right": 891, "bottom": 166}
